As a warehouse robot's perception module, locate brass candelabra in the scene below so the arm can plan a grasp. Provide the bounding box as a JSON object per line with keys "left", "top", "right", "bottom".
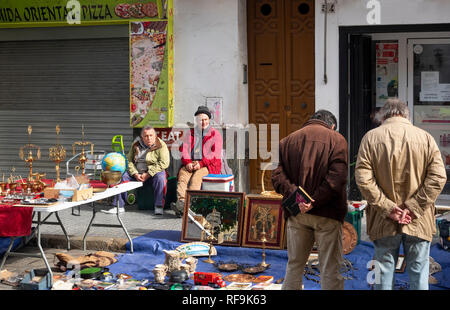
{"left": 72, "top": 124, "right": 94, "bottom": 176}
{"left": 203, "top": 223, "right": 217, "bottom": 264}
{"left": 19, "top": 125, "right": 41, "bottom": 181}
{"left": 49, "top": 125, "right": 66, "bottom": 182}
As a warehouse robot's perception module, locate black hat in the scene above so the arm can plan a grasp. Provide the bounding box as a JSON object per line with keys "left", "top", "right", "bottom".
{"left": 194, "top": 106, "right": 211, "bottom": 119}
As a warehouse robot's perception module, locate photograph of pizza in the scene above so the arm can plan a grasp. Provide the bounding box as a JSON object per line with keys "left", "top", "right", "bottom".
{"left": 115, "top": 2, "right": 159, "bottom": 19}
{"left": 115, "top": 3, "right": 131, "bottom": 18}
{"left": 130, "top": 21, "right": 168, "bottom": 127}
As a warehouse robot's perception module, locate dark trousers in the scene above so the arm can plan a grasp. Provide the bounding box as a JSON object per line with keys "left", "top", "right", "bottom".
{"left": 112, "top": 171, "right": 166, "bottom": 207}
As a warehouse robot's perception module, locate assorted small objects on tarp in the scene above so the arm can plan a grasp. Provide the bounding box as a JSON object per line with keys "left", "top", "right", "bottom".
{"left": 1, "top": 226, "right": 449, "bottom": 290}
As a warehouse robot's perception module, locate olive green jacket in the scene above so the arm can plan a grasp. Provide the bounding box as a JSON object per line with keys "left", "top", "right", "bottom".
{"left": 127, "top": 137, "right": 170, "bottom": 177}
{"left": 355, "top": 117, "right": 446, "bottom": 242}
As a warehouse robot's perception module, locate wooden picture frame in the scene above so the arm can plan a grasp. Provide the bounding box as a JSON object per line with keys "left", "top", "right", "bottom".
{"left": 181, "top": 190, "right": 245, "bottom": 246}
{"left": 241, "top": 194, "right": 285, "bottom": 250}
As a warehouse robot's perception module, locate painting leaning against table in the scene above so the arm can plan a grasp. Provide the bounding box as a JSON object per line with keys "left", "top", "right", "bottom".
{"left": 181, "top": 190, "right": 245, "bottom": 246}
{"left": 241, "top": 195, "right": 285, "bottom": 250}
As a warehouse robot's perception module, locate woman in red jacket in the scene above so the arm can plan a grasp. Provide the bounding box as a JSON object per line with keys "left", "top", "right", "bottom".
{"left": 171, "top": 106, "right": 223, "bottom": 217}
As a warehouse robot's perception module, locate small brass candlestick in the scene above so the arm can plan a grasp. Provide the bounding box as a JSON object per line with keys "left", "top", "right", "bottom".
{"left": 0, "top": 182, "right": 7, "bottom": 195}
{"left": 8, "top": 181, "right": 17, "bottom": 193}
{"left": 72, "top": 124, "right": 94, "bottom": 176}
{"left": 257, "top": 205, "right": 271, "bottom": 268}
{"left": 19, "top": 126, "right": 41, "bottom": 181}
{"left": 49, "top": 125, "right": 66, "bottom": 182}
{"left": 260, "top": 226, "right": 269, "bottom": 268}
{"left": 203, "top": 223, "right": 217, "bottom": 264}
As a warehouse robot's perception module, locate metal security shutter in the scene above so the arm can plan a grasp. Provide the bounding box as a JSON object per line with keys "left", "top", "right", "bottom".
{"left": 0, "top": 35, "right": 132, "bottom": 181}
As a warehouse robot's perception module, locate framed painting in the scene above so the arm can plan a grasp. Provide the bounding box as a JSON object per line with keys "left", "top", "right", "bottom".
{"left": 241, "top": 194, "right": 285, "bottom": 250}
{"left": 181, "top": 190, "right": 245, "bottom": 246}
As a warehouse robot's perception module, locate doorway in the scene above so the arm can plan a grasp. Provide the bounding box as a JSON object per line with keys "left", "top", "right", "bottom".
{"left": 340, "top": 24, "right": 450, "bottom": 201}
{"left": 247, "top": 0, "right": 315, "bottom": 193}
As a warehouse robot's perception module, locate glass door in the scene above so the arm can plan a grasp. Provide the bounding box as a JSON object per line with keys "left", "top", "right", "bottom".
{"left": 408, "top": 38, "right": 450, "bottom": 198}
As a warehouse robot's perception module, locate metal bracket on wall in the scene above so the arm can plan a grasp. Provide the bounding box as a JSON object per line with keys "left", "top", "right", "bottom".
{"left": 243, "top": 64, "right": 248, "bottom": 84}
{"left": 321, "top": 1, "right": 336, "bottom": 13}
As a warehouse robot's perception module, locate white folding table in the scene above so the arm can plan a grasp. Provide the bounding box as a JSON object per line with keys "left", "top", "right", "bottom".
{"left": 0, "top": 181, "right": 143, "bottom": 286}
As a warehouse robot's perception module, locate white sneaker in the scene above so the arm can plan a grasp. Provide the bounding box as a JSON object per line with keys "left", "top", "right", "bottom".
{"left": 154, "top": 206, "right": 163, "bottom": 215}
{"left": 101, "top": 207, "right": 125, "bottom": 214}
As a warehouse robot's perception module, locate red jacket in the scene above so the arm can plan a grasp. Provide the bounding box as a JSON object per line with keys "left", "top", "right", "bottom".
{"left": 180, "top": 127, "right": 223, "bottom": 174}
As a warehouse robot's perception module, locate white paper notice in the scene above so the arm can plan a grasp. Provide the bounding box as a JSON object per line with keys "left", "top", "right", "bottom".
{"left": 421, "top": 71, "right": 439, "bottom": 92}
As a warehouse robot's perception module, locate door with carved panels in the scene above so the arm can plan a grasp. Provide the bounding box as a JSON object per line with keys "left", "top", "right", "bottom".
{"left": 247, "top": 0, "right": 315, "bottom": 193}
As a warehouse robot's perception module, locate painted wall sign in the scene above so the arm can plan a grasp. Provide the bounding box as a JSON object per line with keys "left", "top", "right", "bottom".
{"left": 154, "top": 128, "right": 184, "bottom": 147}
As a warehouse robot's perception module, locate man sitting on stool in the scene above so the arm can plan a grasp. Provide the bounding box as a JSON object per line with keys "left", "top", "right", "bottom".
{"left": 102, "top": 126, "right": 170, "bottom": 215}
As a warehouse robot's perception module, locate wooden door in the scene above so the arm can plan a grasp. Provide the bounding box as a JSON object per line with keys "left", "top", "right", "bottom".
{"left": 247, "top": 0, "right": 315, "bottom": 193}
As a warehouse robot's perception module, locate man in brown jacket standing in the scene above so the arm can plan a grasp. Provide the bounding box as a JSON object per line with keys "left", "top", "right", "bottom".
{"left": 355, "top": 99, "right": 446, "bottom": 290}
{"left": 272, "top": 110, "right": 348, "bottom": 290}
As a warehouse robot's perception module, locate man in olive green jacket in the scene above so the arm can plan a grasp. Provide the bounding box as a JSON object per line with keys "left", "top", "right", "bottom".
{"left": 355, "top": 99, "right": 446, "bottom": 290}
{"left": 104, "top": 126, "right": 170, "bottom": 215}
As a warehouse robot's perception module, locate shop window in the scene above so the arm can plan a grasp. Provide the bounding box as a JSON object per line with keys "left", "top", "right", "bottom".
{"left": 410, "top": 40, "right": 450, "bottom": 196}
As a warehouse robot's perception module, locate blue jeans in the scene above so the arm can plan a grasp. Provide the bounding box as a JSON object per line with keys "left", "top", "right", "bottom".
{"left": 112, "top": 171, "right": 166, "bottom": 207}
{"left": 373, "top": 234, "right": 430, "bottom": 290}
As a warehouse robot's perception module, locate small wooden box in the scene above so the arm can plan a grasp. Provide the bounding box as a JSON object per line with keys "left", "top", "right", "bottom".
{"left": 43, "top": 187, "right": 93, "bottom": 202}
{"left": 72, "top": 187, "right": 93, "bottom": 201}
{"left": 43, "top": 188, "right": 60, "bottom": 199}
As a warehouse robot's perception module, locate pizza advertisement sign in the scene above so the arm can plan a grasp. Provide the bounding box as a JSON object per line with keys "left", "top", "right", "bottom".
{"left": 130, "top": 14, "right": 174, "bottom": 128}
{"left": 0, "top": 0, "right": 165, "bottom": 26}
{"left": 0, "top": 0, "right": 174, "bottom": 128}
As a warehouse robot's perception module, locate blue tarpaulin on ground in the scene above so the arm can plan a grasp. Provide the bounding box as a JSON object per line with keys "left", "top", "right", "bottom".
{"left": 106, "top": 230, "right": 450, "bottom": 290}
{"left": 1, "top": 230, "right": 448, "bottom": 290}
{"left": 0, "top": 237, "right": 23, "bottom": 258}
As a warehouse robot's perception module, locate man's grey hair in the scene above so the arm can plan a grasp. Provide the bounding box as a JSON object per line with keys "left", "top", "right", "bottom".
{"left": 375, "top": 98, "right": 410, "bottom": 123}
{"left": 140, "top": 125, "right": 156, "bottom": 136}
{"left": 310, "top": 109, "right": 338, "bottom": 130}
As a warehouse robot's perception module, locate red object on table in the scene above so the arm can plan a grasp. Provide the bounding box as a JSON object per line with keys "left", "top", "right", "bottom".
{"left": 0, "top": 202, "right": 33, "bottom": 237}
{"left": 89, "top": 180, "right": 108, "bottom": 189}
{"left": 89, "top": 180, "right": 129, "bottom": 188}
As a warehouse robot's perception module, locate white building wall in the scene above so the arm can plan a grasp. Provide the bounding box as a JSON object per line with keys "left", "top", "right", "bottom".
{"left": 315, "top": 0, "right": 450, "bottom": 122}
{"left": 173, "top": 0, "right": 248, "bottom": 127}
{"left": 173, "top": 0, "right": 450, "bottom": 128}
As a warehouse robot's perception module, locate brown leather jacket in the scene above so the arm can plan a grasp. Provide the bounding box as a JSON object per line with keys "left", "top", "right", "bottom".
{"left": 271, "top": 119, "right": 349, "bottom": 222}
